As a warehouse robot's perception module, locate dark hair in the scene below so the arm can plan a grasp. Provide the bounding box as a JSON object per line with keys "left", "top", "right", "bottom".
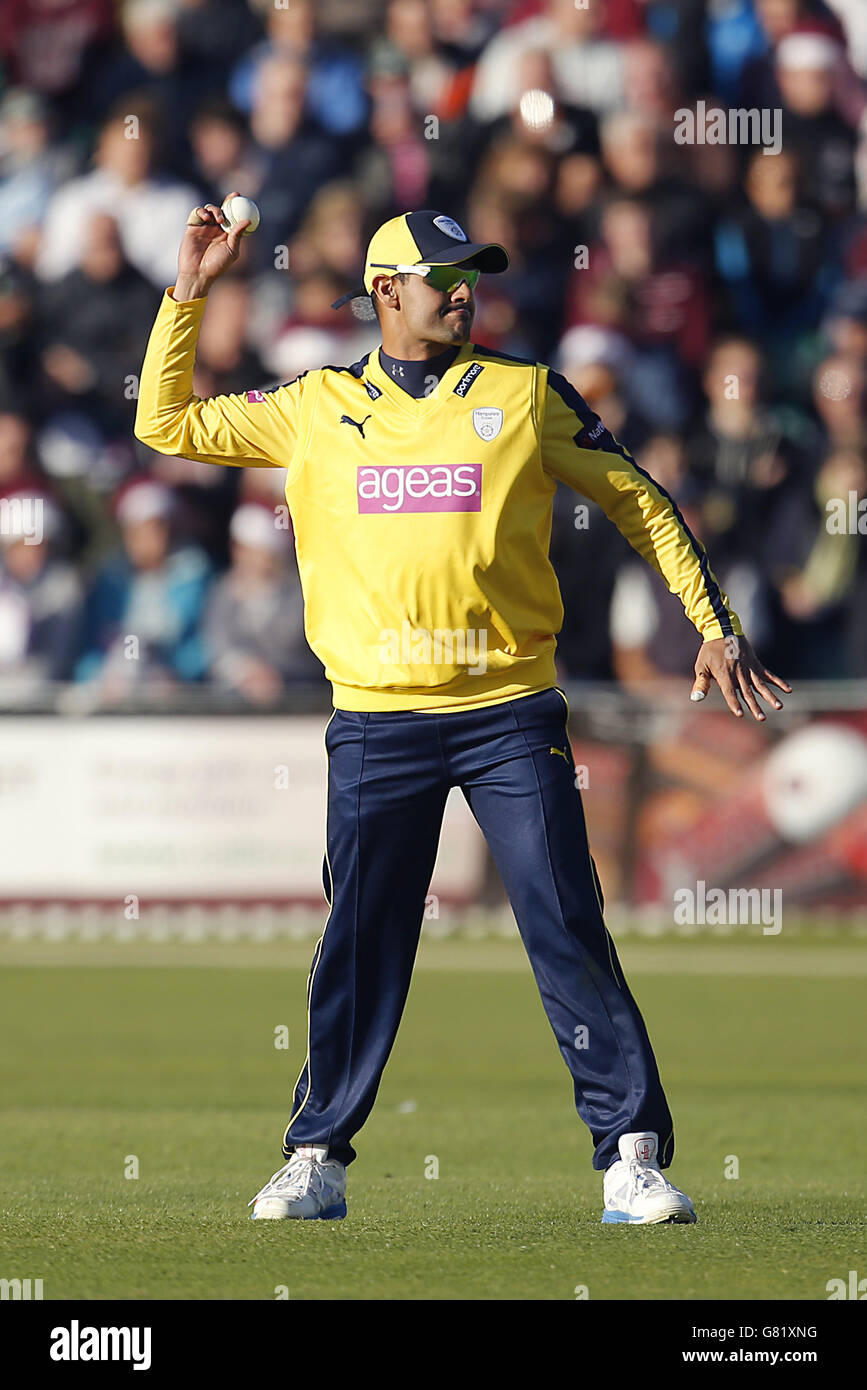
{"left": 190, "top": 96, "right": 248, "bottom": 136}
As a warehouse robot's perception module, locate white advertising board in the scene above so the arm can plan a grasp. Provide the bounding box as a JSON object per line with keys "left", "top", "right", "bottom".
{"left": 0, "top": 718, "right": 486, "bottom": 903}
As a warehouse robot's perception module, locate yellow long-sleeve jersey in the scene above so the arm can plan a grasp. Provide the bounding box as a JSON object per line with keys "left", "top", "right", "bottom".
{"left": 135, "top": 289, "right": 743, "bottom": 712}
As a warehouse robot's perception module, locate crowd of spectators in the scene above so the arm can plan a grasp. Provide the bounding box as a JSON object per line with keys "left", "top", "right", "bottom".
{"left": 1, "top": 0, "right": 866, "bottom": 706}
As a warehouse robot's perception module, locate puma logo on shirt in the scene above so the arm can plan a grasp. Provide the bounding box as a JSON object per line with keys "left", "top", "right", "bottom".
{"left": 340, "top": 413, "right": 372, "bottom": 438}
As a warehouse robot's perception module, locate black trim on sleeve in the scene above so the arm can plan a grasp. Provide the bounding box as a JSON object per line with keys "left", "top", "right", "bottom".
{"left": 547, "top": 370, "right": 733, "bottom": 637}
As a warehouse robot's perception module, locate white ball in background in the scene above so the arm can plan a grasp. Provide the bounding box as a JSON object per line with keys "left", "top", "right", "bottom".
{"left": 221, "top": 195, "right": 260, "bottom": 236}
{"left": 762, "top": 723, "right": 867, "bottom": 843}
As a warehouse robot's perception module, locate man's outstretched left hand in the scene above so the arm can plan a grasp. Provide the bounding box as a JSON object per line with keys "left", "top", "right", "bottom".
{"left": 690, "top": 636, "right": 792, "bottom": 721}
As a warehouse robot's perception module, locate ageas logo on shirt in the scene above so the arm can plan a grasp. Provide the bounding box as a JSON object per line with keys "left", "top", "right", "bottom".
{"left": 357, "top": 463, "right": 481, "bottom": 514}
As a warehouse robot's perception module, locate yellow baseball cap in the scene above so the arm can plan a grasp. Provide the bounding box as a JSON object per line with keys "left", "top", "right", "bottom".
{"left": 332, "top": 209, "right": 509, "bottom": 308}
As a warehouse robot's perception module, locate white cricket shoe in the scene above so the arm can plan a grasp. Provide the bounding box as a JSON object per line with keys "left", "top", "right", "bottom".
{"left": 602, "top": 1131, "right": 696, "bottom": 1225}
{"left": 249, "top": 1144, "right": 347, "bottom": 1221}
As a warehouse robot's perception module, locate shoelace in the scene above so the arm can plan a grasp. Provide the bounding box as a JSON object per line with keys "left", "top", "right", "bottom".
{"left": 248, "top": 1156, "right": 327, "bottom": 1207}
{"left": 625, "top": 1160, "right": 672, "bottom": 1198}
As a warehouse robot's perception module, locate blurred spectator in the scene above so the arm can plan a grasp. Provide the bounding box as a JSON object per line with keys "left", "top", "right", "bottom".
{"left": 233, "top": 456, "right": 288, "bottom": 514}
{"left": 555, "top": 323, "right": 646, "bottom": 449}
{"left": 553, "top": 145, "right": 605, "bottom": 233}
{"left": 0, "top": 0, "right": 115, "bottom": 113}
{"left": 0, "top": 88, "right": 73, "bottom": 268}
{"left": 203, "top": 502, "right": 323, "bottom": 705}
{"left": 765, "top": 445, "right": 867, "bottom": 675}
{"left": 463, "top": 137, "right": 569, "bottom": 358}
{"left": 564, "top": 195, "right": 710, "bottom": 428}
{"left": 174, "top": 0, "right": 263, "bottom": 78}
{"left": 149, "top": 275, "right": 274, "bottom": 561}
{"left": 81, "top": 0, "right": 225, "bottom": 176}
{"left": 550, "top": 480, "right": 629, "bottom": 683}
{"left": 705, "top": 0, "right": 767, "bottom": 105}
{"left": 599, "top": 108, "right": 710, "bottom": 264}
{"left": 811, "top": 350, "right": 867, "bottom": 450}
{"left": 34, "top": 104, "right": 202, "bottom": 290}
{"left": 549, "top": 324, "right": 684, "bottom": 680}
{"left": 469, "top": 0, "right": 625, "bottom": 122}
{"left": 188, "top": 97, "right": 257, "bottom": 205}
{"left": 820, "top": 278, "right": 867, "bottom": 360}
{"left": 191, "top": 276, "right": 266, "bottom": 400}
{"left": 429, "top": 0, "right": 497, "bottom": 77}
{"left": 0, "top": 494, "right": 83, "bottom": 686}
{"left": 740, "top": 0, "right": 847, "bottom": 110}
{"left": 35, "top": 211, "right": 159, "bottom": 433}
{"left": 139, "top": 442, "right": 239, "bottom": 571}
{"left": 481, "top": 46, "right": 601, "bottom": 164}
{"left": 0, "top": 260, "right": 42, "bottom": 413}
{"left": 33, "top": 412, "right": 134, "bottom": 570}
{"left": 356, "top": 46, "right": 433, "bottom": 214}
{"left": 288, "top": 181, "right": 367, "bottom": 285}
{"left": 230, "top": 0, "right": 367, "bottom": 139}
{"left": 826, "top": 0, "right": 867, "bottom": 77}
{"left": 634, "top": 428, "right": 690, "bottom": 495}
{"left": 684, "top": 130, "right": 741, "bottom": 228}
{"left": 376, "top": 0, "right": 456, "bottom": 116}
{"left": 75, "top": 479, "right": 212, "bottom": 695}
{"left": 242, "top": 57, "right": 346, "bottom": 275}
{"left": 774, "top": 33, "right": 858, "bottom": 218}
{"left": 714, "top": 148, "right": 837, "bottom": 350}
{"left": 643, "top": 0, "right": 708, "bottom": 97}
{"left": 689, "top": 335, "right": 811, "bottom": 563}
{"left": 622, "top": 36, "right": 682, "bottom": 121}
{"left": 609, "top": 471, "right": 770, "bottom": 685}
{"left": 0, "top": 411, "right": 45, "bottom": 500}
{"left": 265, "top": 271, "right": 379, "bottom": 381}
{"left": 841, "top": 201, "right": 867, "bottom": 271}
{"left": 461, "top": 187, "right": 526, "bottom": 349}
{"left": 22, "top": 210, "right": 160, "bottom": 564}
{"left": 691, "top": 337, "right": 783, "bottom": 487}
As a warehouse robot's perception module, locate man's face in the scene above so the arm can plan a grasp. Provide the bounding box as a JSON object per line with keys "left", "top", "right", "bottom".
{"left": 380, "top": 268, "right": 476, "bottom": 346}
{"left": 98, "top": 121, "right": 153, "bottom": 184}
{"left": 777, "top": 61, "right": 833, "bottom": 116}
{"left": 2, "top": 537, "right": 46, "bottom": 585}
{"left": 232, "top": 540, "right": 280, "bottom": 583}
{"left": 122, "top": 517, "right": 170, "bottom": 571}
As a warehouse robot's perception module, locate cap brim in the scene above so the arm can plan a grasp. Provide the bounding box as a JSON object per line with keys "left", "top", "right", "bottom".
{"left": 331, "top": 286, "right": 367, "bottom": 309}
{"left": 424, "top": 242, "right": 509, "bottom": 273}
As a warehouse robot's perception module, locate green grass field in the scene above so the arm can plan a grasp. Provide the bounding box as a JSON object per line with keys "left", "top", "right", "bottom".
{"left": 0, "top": 933, "right": 864, "bottom": 1301}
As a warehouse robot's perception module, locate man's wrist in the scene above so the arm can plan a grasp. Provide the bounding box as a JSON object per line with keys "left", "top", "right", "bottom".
{"left": 171, "top": 276, "right": 212, "bottom": 302}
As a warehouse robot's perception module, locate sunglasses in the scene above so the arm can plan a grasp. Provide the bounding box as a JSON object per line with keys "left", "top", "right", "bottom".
{"left": 370, "top": 262, "right": 480, "bottom": 294}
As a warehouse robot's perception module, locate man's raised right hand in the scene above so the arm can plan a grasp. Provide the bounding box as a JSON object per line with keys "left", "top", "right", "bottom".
{"left": 172, "top": 190, "right": 251, "bottom": 301}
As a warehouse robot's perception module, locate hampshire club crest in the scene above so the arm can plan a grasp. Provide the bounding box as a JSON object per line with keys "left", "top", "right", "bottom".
{"left": 472, "top": 407, "right": 503, "bottom": 441}
{"left": 432, "top": 215, "right": 467, "bottom": 241}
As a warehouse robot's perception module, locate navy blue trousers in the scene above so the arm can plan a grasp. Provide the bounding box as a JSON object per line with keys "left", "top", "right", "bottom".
{"left": 282, "top": 687, "right": 674, "bottom": 1171}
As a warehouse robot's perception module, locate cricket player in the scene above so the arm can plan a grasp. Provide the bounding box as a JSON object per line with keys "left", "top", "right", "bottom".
{"left": 135, "top": 203, "right": 790, "bottom": 1226}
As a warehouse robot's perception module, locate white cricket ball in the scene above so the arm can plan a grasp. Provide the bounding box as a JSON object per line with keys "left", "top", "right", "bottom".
{"left": 221, "top": 195, "right": 260, "bottom": 236}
